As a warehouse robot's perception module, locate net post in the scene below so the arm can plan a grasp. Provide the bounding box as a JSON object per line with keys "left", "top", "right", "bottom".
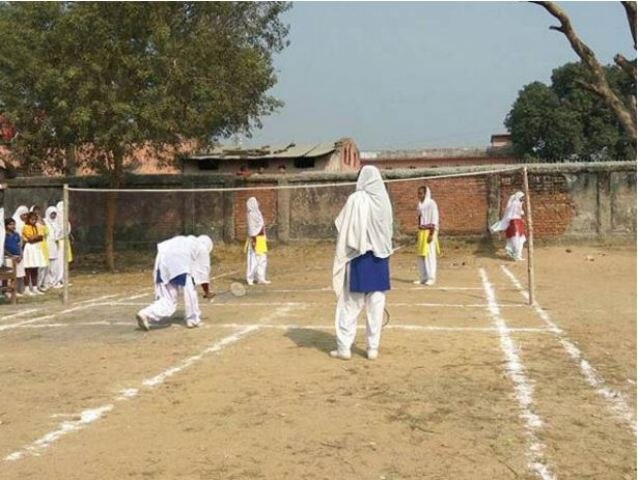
{"left": 522, "top": 166, "right": 535, "bottom": 306}
{"left": 62, "top": 184, "right": 70, "bottom": 305}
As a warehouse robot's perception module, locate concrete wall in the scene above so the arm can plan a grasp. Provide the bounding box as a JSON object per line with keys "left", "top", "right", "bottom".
{"left": 2, "top": 161, "right": 635, "bottom": 253}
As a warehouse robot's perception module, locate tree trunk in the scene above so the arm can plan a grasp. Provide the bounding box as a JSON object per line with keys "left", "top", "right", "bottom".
{"left": 533, "top": 1, "right": 638, "bottom": 146}
{"left": 65, "top": 145, "right": 77, "bottom": 176}
{"left": 104, "top": 152, "right": 123, "bottom": 272}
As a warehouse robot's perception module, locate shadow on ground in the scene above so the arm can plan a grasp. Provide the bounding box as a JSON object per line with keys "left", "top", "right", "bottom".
{"left": 284, "top": 327, "right": 368, "bottom": 358}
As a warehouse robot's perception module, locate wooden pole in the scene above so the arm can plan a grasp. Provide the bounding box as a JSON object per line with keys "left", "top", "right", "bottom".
{"left": 522, "top": 167, "right": 535, "bottom": 305}
{"left": 62, "top": 184, "right": 69, "bottom": 305}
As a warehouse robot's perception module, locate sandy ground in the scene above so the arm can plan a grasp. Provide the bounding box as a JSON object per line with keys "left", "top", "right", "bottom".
{"left": 0, "top": 242, "right": 635, "bottom": 479}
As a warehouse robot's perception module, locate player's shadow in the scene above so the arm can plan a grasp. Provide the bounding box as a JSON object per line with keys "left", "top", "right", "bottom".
{"left": 284, "top": 328, "right": 367, "bottom": 358}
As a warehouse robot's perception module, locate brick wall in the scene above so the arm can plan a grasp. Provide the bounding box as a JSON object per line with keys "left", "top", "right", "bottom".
{"left": 3, "top": 162, "right": 635, "bottom": 253}
{"left": 387, "top": 177, "right": 487, "bottom": 235}
{"left": 233, "top": 185, "right": 277, "bottom": 240}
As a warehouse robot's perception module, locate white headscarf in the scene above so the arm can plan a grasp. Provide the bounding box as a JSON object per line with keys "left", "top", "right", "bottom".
{"left": 490, "top": 191, "right": 524, "bottom": 232}
{"left": 155, "top": 235, "right": 213, "bottom": 286}
{"left": 417, "top": 187, "right": 439, "bottom": 228}
{"left": 246, "top": 197, "right": 265, "bottom": 237}
{"left": 12, "top": 205, "right": 28, "bottom": 234}
{"left": 191, "top": 235, "right": 214, "bottom": 285}
{"left": 332, "top": 166, "right": 393, "bottom": 298}
{"left": 45, "top": 206, "right": 61, "bottom": 237}
{"left": 44, "top": 206, "right": 60, "bottom": 257}
{"left": 56, "top": 201, "right": 71, "bottom": 235}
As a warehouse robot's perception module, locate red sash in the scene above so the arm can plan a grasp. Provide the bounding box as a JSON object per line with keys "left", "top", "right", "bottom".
{"left": 505, "top": 219, "right": 525, "bottom": 238}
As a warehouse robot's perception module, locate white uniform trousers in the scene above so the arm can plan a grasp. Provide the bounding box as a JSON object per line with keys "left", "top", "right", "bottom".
{"left": 246, "top": 246, "right": 267, "bottom": 283}
{"left": 335, "top": 289, "right": 385, "bottom": 354}
{"left": 138, "top": 278, "right": 201, "bottom": 326}
{"left": 417, "top": 241, "right": 437, "bottom": 284}
{"left": 506, "top": 235, "right": 526, "bottom": 260}
{"left": 45, "top": 256, "right": 61, "bottom": 287}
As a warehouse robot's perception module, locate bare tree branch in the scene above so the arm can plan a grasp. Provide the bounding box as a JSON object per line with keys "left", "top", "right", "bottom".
{"left": 621, "top": 1, "right": 637, "bottom": 49}
{"left": 614, "top": 53, "right": 637, "bottom": 79}
{"left": 532, "top": 1, "right": 637, "bottom": 145}
{"left": 575, "top": 79, "right": 604, "bottom": 96}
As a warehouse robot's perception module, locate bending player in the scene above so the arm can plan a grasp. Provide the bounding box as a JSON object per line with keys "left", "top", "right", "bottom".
{"left": 136, "top": 235, "right": 214, "bottom": 331}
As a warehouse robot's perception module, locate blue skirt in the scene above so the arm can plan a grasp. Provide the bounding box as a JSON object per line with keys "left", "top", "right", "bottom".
{"left": 349, "top": 251, "right": 390, "bottom": 293}
{"left": 156, "top": 270, "right": 188, "bottom": 287}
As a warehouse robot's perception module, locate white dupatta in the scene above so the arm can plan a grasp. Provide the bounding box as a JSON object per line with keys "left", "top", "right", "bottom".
{"left": 490, "top": 191, "right": 524, "bottom": 233}
{"left": 332, "top": 166, "right": 393, "bottom": 298}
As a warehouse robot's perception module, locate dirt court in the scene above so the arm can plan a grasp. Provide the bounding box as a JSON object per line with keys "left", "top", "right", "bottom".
{"left": 0, "top": 242, "right": 635, "bottom": 479}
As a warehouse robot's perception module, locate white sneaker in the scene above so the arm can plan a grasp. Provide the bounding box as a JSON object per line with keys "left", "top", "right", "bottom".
{"left": 24, "top": 288, "right": 35, "bottom": 296}
{"left": 53, "top": 283, "right": 64, "bottom": 289}
{"left": 136, "top": 312, "right": 150, "bottom": 331}
{"left": 412, "top": 280, "right": 423, "bottom": 285}
{"left": 186, "top": 320, "right": 201, "bottom": 329}
{"left": 34, "top": 288, "right": 44, "bottom": 295}
{"left": 424, "top": 280, "right": 435, "bottom": 286}
{"left": 257, "top": 280, "right": 271, "bottom": 285}
{"left": 246, "top": 280, "right": 254, "bottom": 286}
{"left": 367, "top": 349, "right": 379, "bottom": 360}
{"left": 329, "top": 350, "right": 351, "bottom": 360}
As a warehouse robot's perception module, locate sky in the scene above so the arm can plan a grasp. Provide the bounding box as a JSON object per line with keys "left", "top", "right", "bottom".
{"left": 243, "top": 1, "right": 635, "bottom": 151}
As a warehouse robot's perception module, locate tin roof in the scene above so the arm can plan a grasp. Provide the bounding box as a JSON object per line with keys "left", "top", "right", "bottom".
{"left": 188, "top": 142, "right": 338, "bottom": 161}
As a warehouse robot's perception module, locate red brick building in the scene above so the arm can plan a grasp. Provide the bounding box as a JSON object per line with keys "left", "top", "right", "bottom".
{"left": 361, "top": 134, "right": 514, "bottom": 170}
{"left": 181, "top": 138, "right": 360, "bottom": 174}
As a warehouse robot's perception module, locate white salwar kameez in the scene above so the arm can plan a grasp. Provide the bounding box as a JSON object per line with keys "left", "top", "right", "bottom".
{"left": 490, "top": 191, "right": 526, "bottom": 261}
{"left": 416, "top": 188, "right": 439, "bottom": 285}
{"left": 246, "top": 244, "right": 267, "bottom": 283}
{"left": 335, "top": 268, "right": 386, "bottom": 355}
{"left": 137, "top": 235, "right": 212, "bottom": 328}
{"left": 245, "top": 197, "right": 268, "bottom": 284}
{"left": 44, "top": 207, "right": 61, "bottom": 288}
{"left": 332, "top": 166, "right": 393, "bottom": 360}
{"left": 53, "top": 201, "right": 72, "bottom": 287}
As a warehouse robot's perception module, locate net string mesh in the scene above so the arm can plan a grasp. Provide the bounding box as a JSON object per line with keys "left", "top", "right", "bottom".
{"left": 66, "top": 166, "right": 527, "bottom": 268}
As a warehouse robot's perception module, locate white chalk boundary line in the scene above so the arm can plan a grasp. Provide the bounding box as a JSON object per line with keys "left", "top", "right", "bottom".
{"left": 0, "top": 294, "right": 132, "bottom": 325}
{"left": 10, "top": 321, "right": 553, "bottom": 334}
{"left": 264, "top": 286, "right": 490, "bottom": 293}
{"left": 479, "top": 268, "right": 555, "bottom": 480}
{"left": 203, "top": 301, "right": 526, "bottom": 308}
{"left": 0, "top": 269, "right": 241, "bottom": 333}
{"left": 0, "top": 309, "right": 41, "bottom": 324}
{"left": 72, "top": 293, "right": 123, "bottom": 305}
{"left": 4, "top": 303, "right": 297, "bottom": 463}
{"left": 0, "top": 290, "right": 150, "bottom": 333}
{"left": 16, "top": 300, "right": 527, "bottom": 309}
{"left": 4, "top": 325, "right": 258, "bottom": 462}
{"left": 500, "top": 265, "right": 637, "bottom": 435}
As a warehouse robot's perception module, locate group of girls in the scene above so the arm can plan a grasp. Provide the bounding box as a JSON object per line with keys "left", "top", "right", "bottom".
{"left": 4, "top": 202, "right": 71, "bottom": 296}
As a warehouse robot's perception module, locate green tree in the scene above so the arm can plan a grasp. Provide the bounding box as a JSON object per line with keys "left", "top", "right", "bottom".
{"left": 505, "top": 62, "right": 636, "bottom": 161}
{"left": 0, "top": 2, "right": 290, "bottom": 269}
